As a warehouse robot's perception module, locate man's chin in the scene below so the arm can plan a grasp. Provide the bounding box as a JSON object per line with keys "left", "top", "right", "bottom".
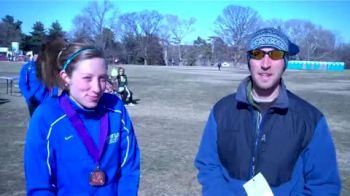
{"left": 255, "top": 82, "right": 273, "bottom": 90}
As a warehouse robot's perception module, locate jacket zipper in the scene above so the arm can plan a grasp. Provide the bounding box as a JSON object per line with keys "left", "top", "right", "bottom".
{"left": 250, "top": 111, "right": 263, "bottom": 178}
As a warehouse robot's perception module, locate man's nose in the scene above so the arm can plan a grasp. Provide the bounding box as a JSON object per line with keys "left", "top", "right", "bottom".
{"left": 261, "top": 54, "right": 271, "bottom": 69}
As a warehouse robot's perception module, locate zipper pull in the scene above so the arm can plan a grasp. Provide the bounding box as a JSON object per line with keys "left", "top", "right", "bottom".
{"left": 261, "top": 134, "right": 266, "bottom": 142}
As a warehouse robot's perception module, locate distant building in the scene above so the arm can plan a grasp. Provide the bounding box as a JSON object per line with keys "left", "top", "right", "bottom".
{"left": 0, "top": 47, "right": 9, "bottom": 61}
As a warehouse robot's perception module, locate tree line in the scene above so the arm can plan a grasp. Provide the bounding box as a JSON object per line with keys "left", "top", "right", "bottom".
{"left": 1, "top": 0, "right": 349, "bottom": 68}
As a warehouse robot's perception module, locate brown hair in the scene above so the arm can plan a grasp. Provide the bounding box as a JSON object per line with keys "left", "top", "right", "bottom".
{"left": 36, "top": 38, "right": 66, "bottom": 88}
{"left": 36, "top": 39, "right": 105, "bottom": 89}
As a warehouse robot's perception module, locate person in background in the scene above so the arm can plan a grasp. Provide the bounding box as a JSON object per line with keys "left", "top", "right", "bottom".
{"left": 116, "top": 67, "right": 134, "bottom": 106}
{"left": 24, "top": 40, "right": 140, "bottom": 195}
{"left": 106, "top": 67, "right": 119, "bottom": 95}
{"left": 194, "top": 27, "right": 341, "bottom": 195}
{"left": 104, "top": 80, "right": 115, "bottom": 94}
{"left": 217, "top": 62, "right": 222, "bottom": 71}
{"left": 18, "top": 54, "right": 49, "bottom": 116}
{"left": 35, "top": 39, "right": 66, "bottom": 98}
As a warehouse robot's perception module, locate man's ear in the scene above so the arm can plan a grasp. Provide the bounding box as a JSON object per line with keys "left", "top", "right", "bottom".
{"left": 60, "top": 70, "right": 70, "bottom": 85}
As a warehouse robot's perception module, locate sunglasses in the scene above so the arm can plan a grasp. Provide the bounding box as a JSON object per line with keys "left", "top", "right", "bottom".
{"left": 248, "top": 50, "right": 286, "bottom": 60}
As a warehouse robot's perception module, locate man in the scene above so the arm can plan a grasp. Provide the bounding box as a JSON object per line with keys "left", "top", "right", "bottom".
{"left": 217, "top": 62, "right": 222, "bottom": 71}
{"left": 194, "top": 27, "right": 341, "bottom": 195}
{"left": 19, "top": 55, "right": 49, "bottom": 116}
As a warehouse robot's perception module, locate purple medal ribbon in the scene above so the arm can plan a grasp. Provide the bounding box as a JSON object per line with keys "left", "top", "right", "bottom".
{"left": 59, "top": 95, "right": 108, "bottom": 164}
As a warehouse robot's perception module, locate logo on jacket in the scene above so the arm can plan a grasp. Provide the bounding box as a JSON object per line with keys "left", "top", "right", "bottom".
{"left": 107, "top": 133, "right": 119, "bottom": 144}
{"left": 64, "top": 135, "right": 74, "bottom": 141}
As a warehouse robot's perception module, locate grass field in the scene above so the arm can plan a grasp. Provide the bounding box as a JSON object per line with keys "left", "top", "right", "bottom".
{"left": 0, "top": 61, "right": 349, "bottom": 195}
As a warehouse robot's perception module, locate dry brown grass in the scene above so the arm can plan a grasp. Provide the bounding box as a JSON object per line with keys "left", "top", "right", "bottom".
{"left": 0, "top": 62, "right": 349, "bottom": 195}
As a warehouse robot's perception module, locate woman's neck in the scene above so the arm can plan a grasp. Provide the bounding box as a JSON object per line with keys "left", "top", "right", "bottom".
{"left": 69, "top": 95, "right": 95, "bottom": 111}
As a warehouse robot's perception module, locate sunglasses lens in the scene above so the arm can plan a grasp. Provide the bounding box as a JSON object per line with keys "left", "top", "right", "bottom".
{"left": 269, "top": 50, "right": 285, "bottom": 60}
{"left": 249, "top": 50, "right": 285, "bottom": 60}
{"left": 250, "top": 50, "right": 265, "bottom": 60}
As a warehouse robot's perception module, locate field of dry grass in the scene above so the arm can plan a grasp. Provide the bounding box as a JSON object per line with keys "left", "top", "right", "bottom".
{"left": 0, "top": 62, "right": 349, "bottom": 195}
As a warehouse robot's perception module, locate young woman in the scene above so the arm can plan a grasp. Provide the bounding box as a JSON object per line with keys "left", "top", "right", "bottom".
{"left": 116, "top": 67, "right": 134, "bottom": 105}
{"left": 19, "top": 39, "right": 67, "bottom": 117}
{"left": 18, "top": 54, "right": 50, "bottom": 116}
{"left": 24, "top": 40, "right": 140, "bottom": 195}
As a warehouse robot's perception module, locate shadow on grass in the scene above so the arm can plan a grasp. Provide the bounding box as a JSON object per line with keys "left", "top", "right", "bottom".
{"left": 131, "top": 98, "right": 140, "bottom": 104}
{"left": 0, "top": 98, "right": 10, "bottom": 105}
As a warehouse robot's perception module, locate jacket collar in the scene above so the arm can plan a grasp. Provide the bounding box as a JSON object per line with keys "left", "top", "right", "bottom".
{"left": 235, "top": 76, "right": 289, "bottom": 110}
{"left": 60, "top": 91, "right": 106, "bottom": 118}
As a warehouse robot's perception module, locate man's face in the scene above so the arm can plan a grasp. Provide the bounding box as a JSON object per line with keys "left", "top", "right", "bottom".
{"left": 249, "top": 48, "right": 285, "bottom": 93}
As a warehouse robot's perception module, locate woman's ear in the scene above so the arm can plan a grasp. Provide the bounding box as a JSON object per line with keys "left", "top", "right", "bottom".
{"left": 60, "top": 70, "right": 70, "bottom": 86}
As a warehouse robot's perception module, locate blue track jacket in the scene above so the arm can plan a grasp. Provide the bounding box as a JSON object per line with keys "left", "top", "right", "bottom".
{"left": 195, "top": 77, "right": 341, "bottom": 195}
{"left": 18, "top": 60, "right": 49, "bottom": 105}
{"left": 24, "top": 93, "right": 140, "bottom": 195}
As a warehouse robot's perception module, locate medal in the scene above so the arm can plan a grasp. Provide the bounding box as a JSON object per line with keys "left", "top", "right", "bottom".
{"left": 89, "top": 166, "right": 106, "bottom": 186}
{"left": 60, "top": 95, "right": 109, "bottom": 187}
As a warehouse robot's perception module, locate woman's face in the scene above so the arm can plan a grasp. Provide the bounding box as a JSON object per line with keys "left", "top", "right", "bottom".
{"left": 61, "top": 57, "right": 108, "bottom": 108}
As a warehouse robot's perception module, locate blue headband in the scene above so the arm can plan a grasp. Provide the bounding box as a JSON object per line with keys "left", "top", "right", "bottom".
{"left": 62, "top": 48, "right": 96, "bottom": 71}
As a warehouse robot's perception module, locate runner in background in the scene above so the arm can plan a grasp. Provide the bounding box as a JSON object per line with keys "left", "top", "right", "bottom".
{"left": 18, "top": 54, "right": 49, "bottom": 116}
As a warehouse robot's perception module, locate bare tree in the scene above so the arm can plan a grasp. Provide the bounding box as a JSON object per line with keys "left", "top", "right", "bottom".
{"left": 165, "top": 14, "right": 196, "bottom": 65}
{"left": 263, "top": 19, "right": 285, "bottom": 31}
{"left": 139, "top": 10, "right": 163, "bottom": 36}
{"left": 116, "top": 12, "right": 140, "bottom": 64}
{"left": 117, "top": 12, "right": 140, "bottom": 38}
{"left": 158, "top": 23, "right": 171, "bottom": 65}
{"left": 281, "top": 19, "right": 336, "bottom": 61}
{"left": 71, "top": 0, "right": 118, "bottom": 50}
{"left": 214, "top": 5, "right": 261, "bottom": 65}
{"left": 71, "top": 15, "right": 94, "bottom": 41}
{"left": 335, "top": 43, "right": 350, "bottom": 68}
{"left": 117, "top": 11, "right": 164, "bottom": 65}
{"left": 138, "top": 10, "right": 163, "bottom": 65}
